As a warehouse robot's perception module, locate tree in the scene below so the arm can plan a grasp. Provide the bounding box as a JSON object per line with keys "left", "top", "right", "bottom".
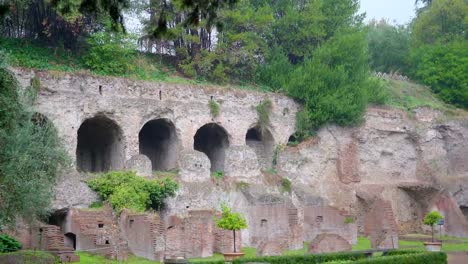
{"left": 0, "top": 62, "right": 70, "bottom": 227}
{"left": 367, "top": 20, "right": 410, "bottom": 73}
{"left": 214, "top": 204, "right": 248, "bottom": 253}
{"left": 410, "top": 41, "right": 467, "bottom": 109}
{"left": 423, "top": 211, "right": 443, "bottom": 242}
{"left": 411, "top": 0, "right": 467, "bottom": 47}
{"left": 409, "top": 0, "right": 468, "bottom": 109}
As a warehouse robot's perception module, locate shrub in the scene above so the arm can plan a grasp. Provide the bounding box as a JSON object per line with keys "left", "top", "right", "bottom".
{"left": 0, "top": 234, "right": 22, "bottom": 253}
{"left": 410, "top": 40, "right": 467, "bottom": 109}
{"left": 344, "top": 217, "right": 355, "bottom": 224}
{"left": 233, "top": 251, "right": 367, "bottom": 264}
{"left": 286, "top": 30, "right": 387, "bottom": 138}
{"left": 0, "top": 250, "right": 57, "bottom": 264}
{"left": 87, "top": 171, "right": 178, "bottom": 213}
{"left": 281, "top": 178, "right": 292, "bottom": 193}
{"left": 83, "top": 32, "right": 137, "bottom": 75}
{"left": 209, "top": 100, "right": 220, "bottom": 118}
{"left": 256, "top": 99, "right": 272, "bottom": 130}
{"left": 0, "top": 67, "right": 70, "bottom": 226}
{"left": 327, "top": 252, "right": 447, "bottom": 264}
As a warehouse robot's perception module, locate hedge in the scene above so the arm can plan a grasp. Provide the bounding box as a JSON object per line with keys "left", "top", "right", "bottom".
{"left": 189, "top": 261, "right": 225, "bottom": 264}
{"left": 326, "top": 252, "right": 447, "bottom": 264}
{"left": 231, "top": 252, "right": 367, "bottom": 264}
{"left": 0, "top": 250, "right": 58, "bottom": 264}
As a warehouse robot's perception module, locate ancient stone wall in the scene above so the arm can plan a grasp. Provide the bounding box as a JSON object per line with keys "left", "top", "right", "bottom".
{"left": 8, "top": 69, "right": 468, "bottom": 260}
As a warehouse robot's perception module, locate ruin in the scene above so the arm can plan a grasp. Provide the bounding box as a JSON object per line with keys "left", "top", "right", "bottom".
{"left": 6, "top": 69, "right": 468, "bottom": 261}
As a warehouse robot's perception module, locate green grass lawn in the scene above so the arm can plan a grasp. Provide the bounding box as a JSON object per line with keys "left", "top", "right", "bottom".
{"left": 78, "top": 252, "right": 160, "bottom": 264}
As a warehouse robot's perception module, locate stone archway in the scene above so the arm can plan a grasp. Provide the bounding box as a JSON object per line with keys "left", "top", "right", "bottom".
{"left": 194, "top": 123, "right": 229, "bottom": 172}
{"left": 76, "top": 116, "right": 123, "bottom": 172}
{"left": 139, "top": 119, "right": 178, "bottom": 171}
{"left": 245, "top": 126, "right": 274, "bottom": 169}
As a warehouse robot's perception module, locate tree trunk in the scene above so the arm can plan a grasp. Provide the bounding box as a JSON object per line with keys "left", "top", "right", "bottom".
{"left": 233, "top": 230, "right": 236, "bottom": 253}
{"left": 432, "top": 225, "right": 434, "bottom": 242}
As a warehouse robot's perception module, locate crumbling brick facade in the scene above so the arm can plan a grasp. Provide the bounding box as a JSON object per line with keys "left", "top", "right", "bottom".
{"left": 30, "top": 225, "right": 80, "bottom": 262}
{"left": 248, "top": 203, "right": 302, "bottom": 254}
{"left": 308, "top": 233, "right": 351, "bottom": 253}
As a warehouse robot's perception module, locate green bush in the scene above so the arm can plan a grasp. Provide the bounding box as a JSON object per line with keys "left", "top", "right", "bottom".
{"left": 410, "top": 40, "right": 467, "bottom": 109}
{"left": 286, "top": 30, "right": 387, "bottom": 138}
{"left": 0, "top": 234, "right": 22, "bottom": 253}
{"left": 233, "top": 251, "right": 367, "bottom": 264}
{"left": 209, "top": 100, "right": 221, "bottom": 118}
{"left": 256, "top": 99, "right": 272, "bottom": 130}
{"left": 83, "top": 32, "right": 137, "bottom": 75}
{"left": 327, "top": 252, "right": 447, "bottom": 264}
{"left": 87, "top": 171, "right": 178, "bottom": 213}
{"left": 281, "top": 178, "right": 292, "bottom": 193}
{"left": 0, "top": 67, "right": 70, "bottom": 226}
{"left": 0, "top": 250, "right": 57, "bottom": 264}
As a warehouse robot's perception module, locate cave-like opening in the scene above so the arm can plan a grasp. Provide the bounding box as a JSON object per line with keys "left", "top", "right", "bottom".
{"left": 194, "top": 123, "right": 229, "bottom": 172}
{"left": 76, "top": 116, "right": 123, "bottom": 172}
{"left": 139, "top": 119, "right": 178, "bottom": 171}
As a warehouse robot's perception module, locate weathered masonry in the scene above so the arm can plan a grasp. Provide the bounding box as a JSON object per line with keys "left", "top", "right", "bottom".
{"left": 9, "top": 69, "right": 468, "bottom": 261}
{"left": 13, "top": 69, "right": 297, "bottom": 176}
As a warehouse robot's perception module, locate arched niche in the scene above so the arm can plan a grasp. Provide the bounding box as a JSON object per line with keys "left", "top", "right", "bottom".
{"left": 76, "top": 116, "right": 123, "bottom": 173}
{"left": 139, "top": 118, "right": 178, "bottom": 171}
{"left": 245, "top": 126, "right": 274, "bottom": 169}
{"left": 193, "top": 123, "right": 229, "bottom": 172}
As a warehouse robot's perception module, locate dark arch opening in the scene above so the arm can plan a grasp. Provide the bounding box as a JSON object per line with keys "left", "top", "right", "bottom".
{"left": 139, "top": 119, "right": 178, "bottom": 171}
{"left": 194, "top": 123, "right": 229, "bottom": 172}
{"left": 64, "top": 233, "right": 77, "bottom": 250}
{"left": 460, "top": 206, "right": 468, "bottom": 221}
{"left": 246, "top": 126, "right": 274, "bottom": 169}
{"left": 76, "top": 116, "right": 123, "bottom": 173}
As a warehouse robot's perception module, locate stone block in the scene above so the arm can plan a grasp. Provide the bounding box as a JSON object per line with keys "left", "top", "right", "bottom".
{"left": 125, "top": 154, "right": 152, "bottom": 177}
{"left": 179, "top": 151, "right": 211, "bottom": 182}
{"left": 224, "top": 146, "right": 261, "bottom": 182}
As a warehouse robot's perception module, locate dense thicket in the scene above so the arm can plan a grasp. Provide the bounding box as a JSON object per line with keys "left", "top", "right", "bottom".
{"left": 0, "top": 58, "right": 69, "bottom": 227}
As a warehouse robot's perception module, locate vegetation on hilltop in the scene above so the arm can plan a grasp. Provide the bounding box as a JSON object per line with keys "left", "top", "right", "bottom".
{"left": 367, "top": 0, "right": 467, "bottom": 109}
{"left": 0, "top": 0, "right": 466, "bottom": 139}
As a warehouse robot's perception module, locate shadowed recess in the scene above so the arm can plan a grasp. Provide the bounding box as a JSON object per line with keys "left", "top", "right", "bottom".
{"left": 139, "top": 118, "right": 178, "bottom": 171}
{"left": 194, "top": 123, "right": 229, "bottom": 172}
{"left": 76, "top": 116, "right": 123, "bottom": 173}
{"left": 246, "top": 126, "right": 274, "bottom": 169}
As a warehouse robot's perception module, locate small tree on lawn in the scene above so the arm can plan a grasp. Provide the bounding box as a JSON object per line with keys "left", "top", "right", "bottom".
{"left": 215, "top": 203, "right": 248, "bottom": 253}
{"left": 423, "top": 211, "right": 443, "bottom": 242}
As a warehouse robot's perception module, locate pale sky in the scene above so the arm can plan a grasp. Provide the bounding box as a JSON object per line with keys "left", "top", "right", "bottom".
{"left": 359, "top": 0, "right": 418, "bottom": 25}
